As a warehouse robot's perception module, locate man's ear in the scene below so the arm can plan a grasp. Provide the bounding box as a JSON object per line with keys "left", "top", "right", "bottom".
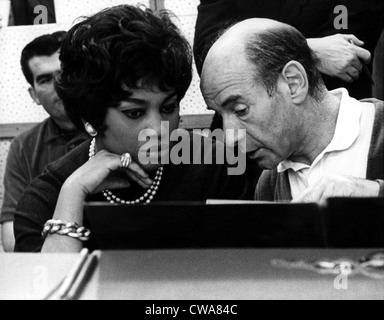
{"left": 28, "top": 87, "right": 41, "bottom": 105}
{"left": 281, "top": 61, "right": 309, "bottom": 104}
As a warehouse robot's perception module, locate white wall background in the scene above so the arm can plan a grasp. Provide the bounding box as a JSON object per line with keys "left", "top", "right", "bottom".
{"left": 0, "top": 24, "right": 71, "bottom": 123}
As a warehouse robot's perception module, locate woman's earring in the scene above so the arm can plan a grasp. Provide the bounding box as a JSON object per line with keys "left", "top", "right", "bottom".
{"left": 84, "top": 122, "right": 98, "bottom": 137}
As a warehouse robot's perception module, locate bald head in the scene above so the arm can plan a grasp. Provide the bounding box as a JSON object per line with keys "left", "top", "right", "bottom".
{"left": 201, "top": 19, "right": 287, "bottom": 88}
{"left": 220, "top": 18, "right": 285, "bottom": 42}
{"left": 201, "top": 18, "right": 324, "bottom": 101}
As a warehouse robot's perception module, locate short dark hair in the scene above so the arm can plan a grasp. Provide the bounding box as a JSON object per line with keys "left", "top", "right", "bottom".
{"left": 245, "top": 25, "right": 325, "bottom": 101}
{"left": 56, "top": 5, "right": 193, "bottom": 133}
{"left": 20, "top": 31, "right": 66, "bottom": 86}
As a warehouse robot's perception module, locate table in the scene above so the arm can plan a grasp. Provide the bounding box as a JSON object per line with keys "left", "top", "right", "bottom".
{"left": 1, "top": 249, "right": 383, "bottom": 300}
{"left": 0, "top": 253, "right": 80, "bottom": 300}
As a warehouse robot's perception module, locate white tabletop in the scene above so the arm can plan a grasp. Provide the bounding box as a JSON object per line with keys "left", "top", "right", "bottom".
{"left": 1, "top": 249, "right": 383, "bottom": 300}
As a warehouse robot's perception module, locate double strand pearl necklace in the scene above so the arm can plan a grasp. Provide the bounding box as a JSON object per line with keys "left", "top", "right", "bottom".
{"left": 88, "top": 138, "right": 163, "bottom": 205}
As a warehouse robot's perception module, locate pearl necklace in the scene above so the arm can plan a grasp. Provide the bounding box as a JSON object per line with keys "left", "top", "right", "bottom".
{"left": 88, "top": 138, "right": 163, "bottom": 205}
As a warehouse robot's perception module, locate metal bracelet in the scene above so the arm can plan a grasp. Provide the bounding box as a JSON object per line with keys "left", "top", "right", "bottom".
{"left": 42, "top": 220, "right": 91, "bottom": 242}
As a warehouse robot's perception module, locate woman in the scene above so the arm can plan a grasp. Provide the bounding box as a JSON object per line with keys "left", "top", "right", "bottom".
{"left": 14, "top": 5, "right": 247, "bottom": 253}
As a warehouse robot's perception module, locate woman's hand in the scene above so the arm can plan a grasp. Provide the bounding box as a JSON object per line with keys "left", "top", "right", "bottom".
{"left": 43, "top": 150, "right": 153, "bottom": 253}
{"left": 64, "top": 150, "right": 154, "bottom": 199}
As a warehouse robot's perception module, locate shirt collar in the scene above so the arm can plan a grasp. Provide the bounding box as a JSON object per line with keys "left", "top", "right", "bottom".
{"left": 278, "top": 88, "right": 362, "bottom": 173}
{"left": 278, "top": 160, "right": 309, "bottom": 173}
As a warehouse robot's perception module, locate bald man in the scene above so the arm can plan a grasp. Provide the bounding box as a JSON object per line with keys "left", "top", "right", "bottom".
{"left": 201, "top": 19, "right": 384, "bottom": 203}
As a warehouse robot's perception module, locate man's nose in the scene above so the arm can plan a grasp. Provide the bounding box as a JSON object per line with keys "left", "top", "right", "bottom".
{"left": 223, "top": 116, "right": 245, "bottom": 147}
{"left": 48, "top": 81, "right": 59, "bottom": 96}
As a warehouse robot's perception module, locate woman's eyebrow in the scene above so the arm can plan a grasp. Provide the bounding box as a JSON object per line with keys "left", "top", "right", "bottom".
{"left": 124, "top": 97, "right": 147, "bottom": 105}
{"left": 119, "top": 91, "right": 178, "bottom": 108}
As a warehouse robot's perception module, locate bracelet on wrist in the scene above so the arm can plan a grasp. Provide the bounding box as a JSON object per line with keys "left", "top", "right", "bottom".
{"left": 42, "top": 219, "right": 91, "bottom": 242}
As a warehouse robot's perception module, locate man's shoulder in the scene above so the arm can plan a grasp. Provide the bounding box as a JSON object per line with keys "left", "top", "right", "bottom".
{"left": 359, "top": 98, "right": 384, "bottom": 132}
{"left": 363, "top": 99, "right": 384, "bottom": 180}
{"left": 360, "top": 98, "right": 384, "bottom": 109}
{"left": 363, "top": 98, "right": 384, "bottom": 131}
{"left": 372, "top": 99, "right": 384, "bottom": 117}
{"left": 11, "top": 118, "right": 50, "bottom": 146}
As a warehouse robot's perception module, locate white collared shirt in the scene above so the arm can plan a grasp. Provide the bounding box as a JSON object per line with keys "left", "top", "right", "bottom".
{"left": 277, "top": 88, "right": 376, "bottom": 200}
